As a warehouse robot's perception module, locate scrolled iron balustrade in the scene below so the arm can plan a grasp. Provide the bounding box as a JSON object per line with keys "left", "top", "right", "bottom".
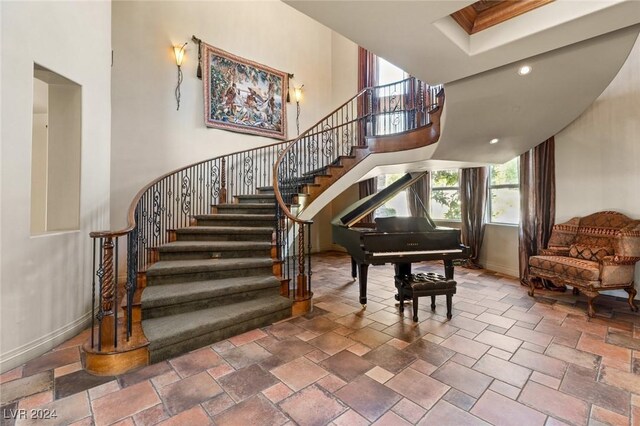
{"left": 88, "top": 140, "right": 290, "bottom": 353}
{"left": 273, "top": 77, "right": 444, "bottom": 309}
{"left": 88, "top": 76, "right": 444, "bottom": 355}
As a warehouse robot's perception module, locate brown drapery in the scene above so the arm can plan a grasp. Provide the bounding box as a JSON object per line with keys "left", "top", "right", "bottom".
{"left": 357, "top": 46, "right": 377, "bottom": 91}
{"left": 356, "top": 48, "right": 378, "bottom": 222}
{"left": 357, "top": 47, "right": 377, "bottom": 146}
{"left": 406, "top": 173, "right": 430, "bottom": 217}
{"left": 460, "top": 167, "right": 489, "bottom": 268}
{"left": 518, "top": 137, "right": 563, "bottom": 289}
{"left": 359, "top": 178, "right": 377, "bottom": 223}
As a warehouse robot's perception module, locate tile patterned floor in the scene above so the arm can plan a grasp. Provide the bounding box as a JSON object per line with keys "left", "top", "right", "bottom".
{"left": 2, "top": 251, "right": 640, "bottom": 426}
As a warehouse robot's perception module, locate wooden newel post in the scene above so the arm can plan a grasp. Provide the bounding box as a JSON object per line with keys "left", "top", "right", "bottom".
{"left": 296, "top": 225, "right": 308, "bottom": 300}
{"left": 220, "top": 157, "right": 227, "bottom": 204}
{"left": 100, "top": 237, "right": 116, "bottom": 347}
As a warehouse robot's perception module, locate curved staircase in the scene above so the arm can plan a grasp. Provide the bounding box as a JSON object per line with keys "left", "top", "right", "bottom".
{"left": 141, "top": 191, "right": 291, "bottom": 363}
{"left": 84, "top": 77, "right": 445, "bottom": 375}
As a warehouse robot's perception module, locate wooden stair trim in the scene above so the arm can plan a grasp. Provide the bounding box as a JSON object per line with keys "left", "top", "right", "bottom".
{"left": 83, "top": 321, "right": 149, "bottom": 376}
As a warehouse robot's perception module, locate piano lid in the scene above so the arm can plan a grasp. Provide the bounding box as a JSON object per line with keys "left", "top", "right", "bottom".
{"left": 333, "top": 172, "right": 428, "bottom": 228}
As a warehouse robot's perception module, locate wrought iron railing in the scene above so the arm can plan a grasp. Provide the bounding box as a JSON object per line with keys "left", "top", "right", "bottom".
{"left": 88, "top": 142, "right": 288, "bottom": 351}
{"left": 88, "top": 77, "right": 444, "bottom": 353}
{"left": 273, "top": 77, "right": 444, "bottom": 308}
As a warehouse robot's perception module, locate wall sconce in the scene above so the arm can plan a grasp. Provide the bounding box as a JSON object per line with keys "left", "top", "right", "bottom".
{"left": 294, "top": 84, "right": 304, "bottom": 135}
{"left": 173, "top": 42, "right": 187, "bottom": 110}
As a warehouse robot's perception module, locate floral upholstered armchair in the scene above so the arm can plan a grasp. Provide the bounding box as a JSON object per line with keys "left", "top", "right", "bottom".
{"left": 528, "top": 211, "right": 640, "bottom": 317}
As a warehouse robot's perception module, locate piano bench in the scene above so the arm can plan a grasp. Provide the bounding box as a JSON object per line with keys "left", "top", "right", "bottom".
{"left": 395, "top": 273, "right": 457, "bottom": 322}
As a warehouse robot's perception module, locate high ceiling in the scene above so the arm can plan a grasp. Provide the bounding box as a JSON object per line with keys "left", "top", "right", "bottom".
{"left": 285, "top": 0, "right": 640, "bottom": 166}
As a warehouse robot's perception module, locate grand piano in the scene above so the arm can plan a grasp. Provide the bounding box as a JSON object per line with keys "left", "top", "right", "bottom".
{"left": 332, "top": 173, "right": 471, "bottom": 307}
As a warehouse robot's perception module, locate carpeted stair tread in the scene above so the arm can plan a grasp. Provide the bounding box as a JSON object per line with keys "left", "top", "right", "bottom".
{"left": 236, "top": 194, "right": 275, "bottom": 199}
{"left": 216, "top": 203, "right": 275, "bottom": 208}
{"left": 143, "top": 295, "right": 292, "bottom": 350}
{"left": 142, "top": 275, "right": 280, "bottom": 309}
{"left": 157, "top": 241, "right": 271, "bottom": 252}
{"left": 146, "top": 257, "right": 274, "bottom": 276}
{"left": 175, "top": 226, "right": 273, "bottom": 234}
{"left": 236, "top": 195, "right": 276, "bottom": 204}
{"left": 193, "top": 213, "right": 275, "bottom": 220}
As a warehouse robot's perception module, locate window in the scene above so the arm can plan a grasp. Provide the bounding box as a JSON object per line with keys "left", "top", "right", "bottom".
{"left": 489, "top": 158, "right": 520, "bottom": 224}
{"left": 375, "top": 58, "right": 409, "bottom": 135}
{"left": 376, "top": 57, "right": 407, "bottom": 86}
{"left": 430, "top": 170, "right": 460, "bottom": 220}
{"left": 374, "top": 174, "right": 409, "bottom": 218}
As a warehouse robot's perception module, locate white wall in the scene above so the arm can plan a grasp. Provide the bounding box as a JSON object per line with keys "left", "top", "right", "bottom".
{"left": 479, "top": 35, "right": 640, "bottom": 289}
{"left": 47, "top": 84, "right": 82, "bottom": 231}
{"left": 555, "top": 38, "right": 640, "bottom": 221}
{"left": 331, "top": 32, "right": 358, "bottom": 110}
{"left": 311, "top": 31, "right": 358, "bottom": 251}
{"left": 479, "top": 224, "right": 519, "bottom": 277}
{"left": 0, "top": 1, "right": 111, "bottom": 372}
{"left": 111, "top": 1, "right": 357, "bottom": 230}
{"left": 31, "top": 113, "right": 48, "bottom": 234}
{"left": 434, "top": 220, "right": 519, "bottom": 278}
{"left": 555, "top": 35, "right": 640, "bottom": 291}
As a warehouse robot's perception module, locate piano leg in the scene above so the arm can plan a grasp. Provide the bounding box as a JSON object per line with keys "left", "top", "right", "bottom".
{"left": 395, "top": 263, "right": 412, "bottom": 277}
{"left": 351, "top": 257, "right": 357, "bottom": 279}
{"left": 444, "top": 259, "right": 454, "bottom": 280}
{"left": 358, "top": 263, "right": 368, "bottom": 307}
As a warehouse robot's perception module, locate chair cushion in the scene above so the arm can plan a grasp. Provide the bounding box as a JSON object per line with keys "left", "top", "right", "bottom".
{"left": 568, "top": 244, "right": 613, "bottom": 262}
{"left": 529, "top": 255, "right": 600, "bottom": 282}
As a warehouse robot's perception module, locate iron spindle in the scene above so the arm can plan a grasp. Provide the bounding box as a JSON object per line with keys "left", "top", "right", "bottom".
{"left": 97, "top": 237, "right": 104, "bottom": 352}
{"left": 307, "top": 224, "right": 312, "bottom": 293}
{"left": 91, "top": 238, "right": 96, "bottom": 348}
{"left": 114, "top": 237, "right": 119, "bottom": 348}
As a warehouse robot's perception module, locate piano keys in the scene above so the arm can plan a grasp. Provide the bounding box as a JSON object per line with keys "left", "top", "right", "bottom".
{"left": 331, "top": 173, "right": 470, "bottom": 307}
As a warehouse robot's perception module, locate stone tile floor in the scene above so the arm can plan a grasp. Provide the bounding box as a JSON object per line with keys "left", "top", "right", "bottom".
{"left": 1, "top": 251, "right": 640, "bottom": 425}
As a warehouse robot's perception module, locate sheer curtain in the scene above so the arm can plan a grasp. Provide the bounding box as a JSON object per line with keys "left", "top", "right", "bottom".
{"left": 406, "top": 173, "right": 430, "bottom": 217}
{"left": 460, "top": 167, "right": 489, "bottom": 268}
{"left": 518, "top": 137, "right": 563, "bottom": 289}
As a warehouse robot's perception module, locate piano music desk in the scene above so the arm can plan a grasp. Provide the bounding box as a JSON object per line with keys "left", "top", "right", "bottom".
{"left": 395, "top": 272, "right": 457, "bottom": 321}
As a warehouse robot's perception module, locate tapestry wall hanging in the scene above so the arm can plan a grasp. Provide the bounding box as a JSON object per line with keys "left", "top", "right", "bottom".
{"left": 203, "top": 44, "right": 288, "bottom": 140}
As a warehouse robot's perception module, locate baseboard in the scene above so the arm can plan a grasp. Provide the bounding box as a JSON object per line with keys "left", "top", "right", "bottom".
{"left": 482, "top": 261, "right": 519, "bottom": 279}
{"left": 0, "top": 311, "right": 92, "bottom": 373}
{"left": 599, "top": 288, "right": 640, "bottom": 301}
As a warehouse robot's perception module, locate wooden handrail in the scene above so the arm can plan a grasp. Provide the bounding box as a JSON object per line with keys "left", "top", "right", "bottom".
{"left": 91, "top": 80, "right": 443, "bottom": 239}
{"left": 89, "top": 138, "right": 290, "bottom": 239}
{"left": 272, "top": 79, "right": 443, "bottom": 225}
{"left": 272, "top": 87, "right": 373, "bottom": 223}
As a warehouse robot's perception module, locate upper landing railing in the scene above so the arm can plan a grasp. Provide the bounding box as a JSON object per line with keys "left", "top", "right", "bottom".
{"left": 87, "top": 77, "right": 444, "bottom": 353}
{"left": 273, "top": 77, "right": 444, "bottom": 307}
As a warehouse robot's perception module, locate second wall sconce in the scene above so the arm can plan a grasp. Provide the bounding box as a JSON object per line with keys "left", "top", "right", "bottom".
{"left": 294, "top": 84, "right": 304, "bottom": 135}
{"left": 173, "top": 42, "right": 187, "bottom": 110}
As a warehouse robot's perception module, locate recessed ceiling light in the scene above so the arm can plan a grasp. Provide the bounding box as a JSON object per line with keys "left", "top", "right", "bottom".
{"left": 518, "top": 65, "right": 532, "bottom": 75}
{"left": 490, "top": 138, "right": 499, "bottom": 144}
